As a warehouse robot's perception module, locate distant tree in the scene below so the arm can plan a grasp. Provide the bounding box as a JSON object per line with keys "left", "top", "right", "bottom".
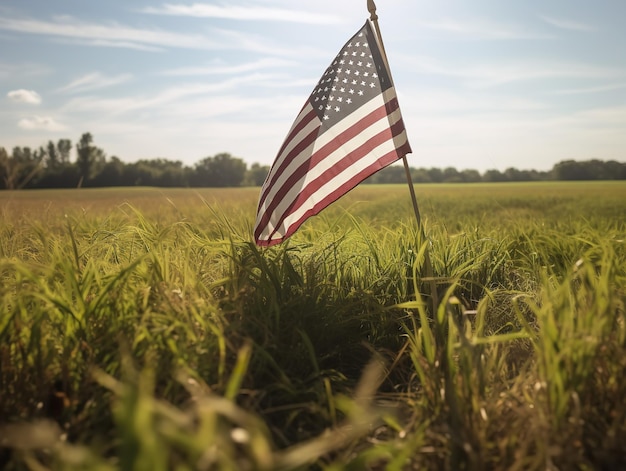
{"left": 57, "top": 139, "right": 72, "bottom": 164}
{"left": 461, "top": 169, "right": 482, "bottom": 183}
{"left": 553, "top": 160, "right": 587, "bottom": 180}
{"left": 483, "top": 169, "right": 507, "bottom": 182}
{"left": 1, "top": 146, "right": 44, "bottom": 189}
{"left": 244, "top": 163, "right": 270, "bottom": 186}
{"left": 443, "top": 167, "right": 462, "bottom": 183}
{"left": 427, "top": 167, "right": 444, "bottom": 183}
{"left": 0, "top": 147, "right": 9, "bottom": 189}
{"left": 192, "top": 152, "right": 247, "bottom": 187}
{"left": 375, "top": 165, "right": 406, "bottom": 184}
{"left": 45, "top": 140, "right": 59, "bottom": 168}
{"left": 76, "top": 133, "right": 106, "bottom": 185}
{"left": 411, "top": 168, "right": 432, "bottom": 183}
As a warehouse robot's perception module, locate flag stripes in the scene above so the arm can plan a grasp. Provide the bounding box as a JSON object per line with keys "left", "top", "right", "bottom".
{"left": 255, "top": 87, "right": 409, "bottom": 246}
{"left": 254, "top": 20, "right": 411, "bottom": 246}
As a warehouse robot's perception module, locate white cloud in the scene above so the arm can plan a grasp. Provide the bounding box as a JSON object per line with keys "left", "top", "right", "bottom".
{"left": 418, "top": 17, "right": 553, "bottom": 40}
{"left": 540, "top": 15, "right": 595, "bottom": 32}
{"left": 7, "top": 89, "right": 42, "bottom": 104}
{"left": 160, "top": 58, "right": 296, "bottom": 77}
{"left": 0, "top": 15, "right": 296, "bottom": 55}
{"left": 140, "top": 3, "right": 342, "bottom": 25}
{"left": 57, "top": 72, "right": 133, "bottom": 93}
{"left": 17, "top": 116, "right": 66, "bottom": 131}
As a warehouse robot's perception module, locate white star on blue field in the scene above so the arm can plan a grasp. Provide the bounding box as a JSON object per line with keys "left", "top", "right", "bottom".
{"left": 1, "top": 0, "right": 625, "bottom": 172}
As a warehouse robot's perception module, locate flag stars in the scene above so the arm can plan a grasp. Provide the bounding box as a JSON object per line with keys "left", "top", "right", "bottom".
{"left": 307, "top": 23, "right": 392, "bottom": 124}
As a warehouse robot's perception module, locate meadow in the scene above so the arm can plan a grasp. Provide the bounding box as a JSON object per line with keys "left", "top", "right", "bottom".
{"left": 0, "top": 182, "right": 625, "bottom": 470}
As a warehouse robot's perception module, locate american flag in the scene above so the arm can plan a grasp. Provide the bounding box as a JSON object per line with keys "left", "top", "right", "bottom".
{"left": 254, "top": 20, "right": 411, "bottom": 246}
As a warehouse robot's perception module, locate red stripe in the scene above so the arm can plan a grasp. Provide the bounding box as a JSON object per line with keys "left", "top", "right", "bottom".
{"left": 261, "top": 119, "right": 407, "bottom": 242}
{"left": 259, "top": 110, "right": 321, "bottom": 208}
{"left": 257, "top": 141, "right": 411, "bottom": 247}
{"left": 255, "top": 98, "right": 401, "bottom": 237}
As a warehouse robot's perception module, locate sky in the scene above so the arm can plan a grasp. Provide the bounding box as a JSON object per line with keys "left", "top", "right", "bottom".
{"left": 1, "top": 0, "right": 625, "bottom": 173}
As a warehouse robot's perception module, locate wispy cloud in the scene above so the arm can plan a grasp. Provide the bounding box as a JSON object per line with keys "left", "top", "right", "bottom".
{"left": 140, "top": 3, "right": 342, "bottom": 25}
{"left": 160, "top": 58, "right": 295, "bottom": 76}
{"left": 7, "top": 89, "right": 41, "bottom": 104}
{"left": 61, "top": 73, "right": 282, "bottom": 115}
{"left": 554, "top": 83, "right": 626, "bottom": 95}
{"left": 57, "top": 72, "right": 133, "bottom": 93}
{"left": 404, "top": 55, "right": 625, "bottom": 87}
{"left": 540, "top": 15, "right": 595, "bottom": 32}
{"left": 17, "top": 115, "right": 65, "bottom": 131}
{"left": 418, "top": 17, "right": 553, "bottom": 40}
{"left": 0, "top": 62, "right": 49, "bottom": 80}
{"left": 0, "top": 15, "right": 295, "bottom": 55}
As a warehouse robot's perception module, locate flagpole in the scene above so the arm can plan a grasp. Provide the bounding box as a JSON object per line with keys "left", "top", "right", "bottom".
{"left": 367, "top": 0, "right": 439, "bottom": 312}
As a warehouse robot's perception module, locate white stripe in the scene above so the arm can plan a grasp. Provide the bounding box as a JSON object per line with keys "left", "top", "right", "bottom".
{"left": 259, "top": 105, "right": 405, "bottom": 236}
{"left": 259, "top": 88, "right": 398, "bottom": 211}
{"left": 256, "top": 88, "right": 405, "bottom": 241}
{"left": 273, "top": 135, "right": 405, "bottom": 239}
{"left": 260, "top": 104, "right": 319, "bottom": 201}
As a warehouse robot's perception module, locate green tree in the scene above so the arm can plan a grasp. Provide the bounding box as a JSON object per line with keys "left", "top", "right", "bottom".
{"left": 192, "top": 152, "right": 247, "bottom": 187}
{"left": 46, "top": 140, "right": 59, "bottom": 168}
{"left": 443, "top": 167, "right": 462, "bottom": 183}
{"left": 57, "top": 139, "right": 72, "bottom": 164}
{"left": 483, "top": 169, "right": 507, "bottom": 182}
{"left": 461, "top": 169, "right": 482, "bottom": 183}
{"left": 244, "top": 163, "right": 270, "bottom": 186}
{"left": 76, "top": 133, "right": 106, "bottom": 184}
{"left": 0, "top": 147, "right": 43, "bottom": 189}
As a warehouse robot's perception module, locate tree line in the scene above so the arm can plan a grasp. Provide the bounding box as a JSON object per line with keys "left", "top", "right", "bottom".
{"left": 1, "top": 133, "right": 625, "bottom": 190}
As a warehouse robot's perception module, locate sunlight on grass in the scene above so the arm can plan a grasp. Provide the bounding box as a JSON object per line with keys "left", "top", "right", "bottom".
{"left": 0, "top": 182, "right": 625, "bottom": 470}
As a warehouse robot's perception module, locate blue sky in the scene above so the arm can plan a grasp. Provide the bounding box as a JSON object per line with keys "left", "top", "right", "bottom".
{"left": 1, "top": 0, "right": 625, "bottom": 172}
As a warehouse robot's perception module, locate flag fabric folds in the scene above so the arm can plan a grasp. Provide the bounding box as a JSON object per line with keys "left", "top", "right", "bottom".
{"left": 254, "top": 20, "right": 411, "bottom": 246}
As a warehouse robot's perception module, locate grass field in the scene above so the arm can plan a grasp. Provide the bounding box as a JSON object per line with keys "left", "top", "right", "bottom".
{"left": 1, "top": 182, "right": 625, "bottom": 470}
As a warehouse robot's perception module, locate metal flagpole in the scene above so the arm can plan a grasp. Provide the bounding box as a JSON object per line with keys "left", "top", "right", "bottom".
{"left": 367, "top": 0, "right": 439, "bottom": 312}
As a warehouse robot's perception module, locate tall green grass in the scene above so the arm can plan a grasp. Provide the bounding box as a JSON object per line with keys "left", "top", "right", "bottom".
{"left": 0, "top": 183, "right": 625, "bottom": 470}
